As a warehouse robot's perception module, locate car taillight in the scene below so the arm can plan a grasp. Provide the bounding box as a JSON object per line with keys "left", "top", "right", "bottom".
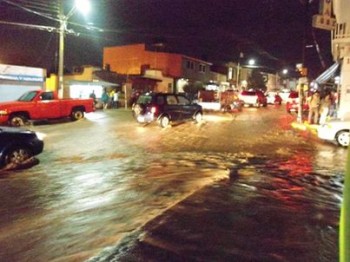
{"left": 151, "top": 106, "right": 157, "bottom": 114}
{"left": 288, "top": 98, "right": 298, "bottom": 103}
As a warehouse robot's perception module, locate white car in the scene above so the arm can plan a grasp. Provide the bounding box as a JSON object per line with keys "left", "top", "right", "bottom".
{"left": 266, "top": 92, "right": 276, "bottom": 104}
{"left": 278, "top": 89, "right": 291, "bottom": 103}
{"left": 317, "top": 119, "right": 350, "bottom": 147}
{"left": 238, "top": 90, "right": 267, "bottom": 107}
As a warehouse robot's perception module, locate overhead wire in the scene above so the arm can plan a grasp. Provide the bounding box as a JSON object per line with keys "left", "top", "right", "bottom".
{"left": 32, "top": 32, "right": 56, "bottom": 66}
{"left": 12, "top": 0, "right": 60, "bottom": 14}
{"left": 0, "top": 19, "right": 57, "bottom": 32}
{"left": 0, "top": 0, "right": 288, "bottom": 68}
{"left": 1, "top": 0, "right": 59, "bottom": 22}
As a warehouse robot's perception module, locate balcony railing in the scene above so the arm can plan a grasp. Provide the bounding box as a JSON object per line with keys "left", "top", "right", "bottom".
{"left": 332, "top": 23, "right": 350, "bottom": 59}
{"left": 332, "top": 23, "right": 350, "bottom": 40}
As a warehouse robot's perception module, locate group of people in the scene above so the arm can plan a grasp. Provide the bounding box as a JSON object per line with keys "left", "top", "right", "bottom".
{"left": 89, "top": 88, "right": 120, "bottom": 109}
{"left": 307, "top": 90, "right": 337, "bottom": 125}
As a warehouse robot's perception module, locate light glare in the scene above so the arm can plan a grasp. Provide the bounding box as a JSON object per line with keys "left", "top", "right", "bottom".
{"left": 75, "top": 0, "right": 91, "bottom": 15}
{"left": 248, "top": 59, "right": 255, "bottom": 66}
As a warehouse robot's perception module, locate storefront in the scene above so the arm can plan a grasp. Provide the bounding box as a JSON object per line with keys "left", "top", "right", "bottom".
{"left": 0, "top": 64, "right": 46, "bottom": 102}
{"left": 66, "top": 79, "right": 118, "bottom": 99}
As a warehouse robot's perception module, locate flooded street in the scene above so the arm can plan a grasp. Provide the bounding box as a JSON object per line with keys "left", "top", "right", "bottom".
{"left": 0, "top": 106, "right": 347, "bottom": 262}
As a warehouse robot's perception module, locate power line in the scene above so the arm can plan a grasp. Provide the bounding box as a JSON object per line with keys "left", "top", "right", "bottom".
{"left": 2, "top": 0, "right": 59, "bottom": 22}
{"left": 0, "top": 19, "right": 57, "bottom": 32}
{"left": 33, "top": 32, "right": 55, "bottom": 66}
{"left": 12, "top": 0, "right": 60, "bottom": 14}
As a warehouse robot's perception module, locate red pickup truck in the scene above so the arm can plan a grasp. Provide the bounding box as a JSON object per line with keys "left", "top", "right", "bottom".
{"left": 0, "top": 90, "right": 95, "bottom": 126}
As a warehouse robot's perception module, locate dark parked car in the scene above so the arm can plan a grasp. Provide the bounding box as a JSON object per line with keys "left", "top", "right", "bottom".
{"left": 0, "top": 127, "right": 44, "bottom": 168}
{"left": 132, "top": 92, "right": 203, "bottom": 128}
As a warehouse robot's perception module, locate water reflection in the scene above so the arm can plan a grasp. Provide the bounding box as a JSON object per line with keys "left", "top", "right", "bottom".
{"left": 91, "top": 154, "right": 342, "bottom": 262}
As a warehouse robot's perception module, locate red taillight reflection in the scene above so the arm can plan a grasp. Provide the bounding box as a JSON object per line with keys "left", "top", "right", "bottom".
{"left": 287, "top": 98, "right": 298, "bottom": 104}
{"left": 151, "top": 106, "right": 157, "bottom": 114}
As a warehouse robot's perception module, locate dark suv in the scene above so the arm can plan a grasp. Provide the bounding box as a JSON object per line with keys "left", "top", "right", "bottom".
{"left": 132, "top": 92, "right": 203, "bottom": 128}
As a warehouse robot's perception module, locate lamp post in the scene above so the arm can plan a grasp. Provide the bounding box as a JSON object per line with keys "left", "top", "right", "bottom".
{"left": 236, "top": 52, "right": 244, "bottom": 90}
{"left": 58, "top": 0, "right": 90, "bottom": 98}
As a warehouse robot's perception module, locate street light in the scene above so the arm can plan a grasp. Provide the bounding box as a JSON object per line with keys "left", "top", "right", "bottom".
{"left": 248, "top": 59, "right": 256, "bottom": 66}
{"left": 58, "top": 0, "right": 91, "bottom": 98}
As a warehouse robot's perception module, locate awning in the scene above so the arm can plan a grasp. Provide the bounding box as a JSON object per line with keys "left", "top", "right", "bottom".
{"left": 65, "top": 79, "right": 118, "bottom": 86}
{"left": 315, "top": 62, "right": 340, "bottom": 84}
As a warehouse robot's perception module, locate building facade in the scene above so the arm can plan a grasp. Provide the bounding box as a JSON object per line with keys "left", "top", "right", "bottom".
{"left": 46, "top": 65, "right": 120, "bottom": 100}
{"left": 332, "top": 0, "right": 350, "bottom": 119}
{"left": 0, "top": 64, "right": 46, "bottom": 102}
{"left": 103, "top": 43, "right": 214, "bottom": 93}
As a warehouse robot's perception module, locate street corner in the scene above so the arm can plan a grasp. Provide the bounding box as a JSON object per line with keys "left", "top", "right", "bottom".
{"left": 291, "top": 121, "right": 319, "bottom": 135}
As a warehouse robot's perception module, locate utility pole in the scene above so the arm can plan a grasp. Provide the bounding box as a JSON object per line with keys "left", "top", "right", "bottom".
{"left": 298, "top": 0, "right": 312, "bottom": 123}
{"left": 236, "top": 52, "right": 243, "bottom": 90}
{"left": 57, "top": 0, "right": 91, "bottom": 98}
{"left": 58, "top": 2, "right": 66, "bottom": 98}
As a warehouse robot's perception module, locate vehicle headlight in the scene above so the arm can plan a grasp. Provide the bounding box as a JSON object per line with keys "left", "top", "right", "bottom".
{"left": 35, "top": 132, "right": 46, "bottom": 141}
{"left": 0, "top": 110, "right": 8, "bottom": 115}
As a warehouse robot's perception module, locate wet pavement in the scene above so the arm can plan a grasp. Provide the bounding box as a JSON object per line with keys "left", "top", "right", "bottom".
{"left": 92, "top": 156, "right": 341, "bottom": 262}
{"left": 0, "top": 106, "right": 347, "bottom": 262}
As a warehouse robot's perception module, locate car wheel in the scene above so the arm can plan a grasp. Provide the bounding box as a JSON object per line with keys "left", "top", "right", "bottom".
{"left": 4, "top": 147, "right": 33, "bottom": 166}
{"left": 71, "top": 109, "right": 84, "bottom": 121}
{"left": 336, "top": 130, "right": 349, "bottom": 147}
{"left": 159, "top": 116, "right": 170, "bottom": 128}
{"left": 9, "top": 114, "right": 27, "bottom": 127}
{"left": 194, "top": 112, "right": 203, "bottom": 123}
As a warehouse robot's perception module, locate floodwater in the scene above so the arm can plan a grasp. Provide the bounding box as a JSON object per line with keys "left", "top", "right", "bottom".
{"left": 0, "top": 106, "right": 347, "bottom": 262}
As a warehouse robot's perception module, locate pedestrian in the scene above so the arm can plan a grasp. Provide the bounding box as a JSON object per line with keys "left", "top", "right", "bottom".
{"left": 114, "top": 91, "right": 119, "bottom": 108}
{"left": 101, "top": 89, "right": 109, "bottom": 109}
{"left": 319, "top": 91, "right": 331, "bottom": 125}
{"left": 307, "top": 91, "right": 321, "bottom": 124}
{"left": 109, "top": 89, "right": 116, "bottom": 108}
{"left": 329, "top": 90, "right": 338, "bottom": 118}
{"left": 89, "top": 90, "right": 97, "bottom": 104}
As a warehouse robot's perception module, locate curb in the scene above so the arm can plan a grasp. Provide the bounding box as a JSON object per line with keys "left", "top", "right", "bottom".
{"left": 291, "top": 121, "right": 319, "bottom": 135}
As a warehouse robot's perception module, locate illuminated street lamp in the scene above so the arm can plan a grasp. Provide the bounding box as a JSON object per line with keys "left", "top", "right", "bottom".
{"left": 58, "top": 0, "right": 91, "bottom": 98}
{"left": 248, "top": 59, "right": 256, "bottom": 66}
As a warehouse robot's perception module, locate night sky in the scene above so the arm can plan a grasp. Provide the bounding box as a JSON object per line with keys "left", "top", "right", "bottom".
{"left": 0, "top": 0, "right": 333, "bottom": 78}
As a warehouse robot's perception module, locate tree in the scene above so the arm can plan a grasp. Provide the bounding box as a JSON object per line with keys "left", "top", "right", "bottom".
{"left": 248, "top": 69, "right": 267, "bottom": 91}
{"left": 183, "top": 82, "right": 203, "bottom": 101}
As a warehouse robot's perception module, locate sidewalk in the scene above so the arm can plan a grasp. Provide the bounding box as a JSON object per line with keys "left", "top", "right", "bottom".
{"left": 291, "top": 120, "right": 319, "bottom": 135}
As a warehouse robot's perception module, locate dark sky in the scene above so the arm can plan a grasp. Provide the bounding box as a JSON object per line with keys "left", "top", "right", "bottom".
{"left": 0, "top": 0, "right": 333, "bottom": 77}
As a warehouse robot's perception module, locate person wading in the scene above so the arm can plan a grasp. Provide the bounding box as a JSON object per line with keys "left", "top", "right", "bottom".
{"left": 307, "top": 91, "right": 321, "bottom": 124}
